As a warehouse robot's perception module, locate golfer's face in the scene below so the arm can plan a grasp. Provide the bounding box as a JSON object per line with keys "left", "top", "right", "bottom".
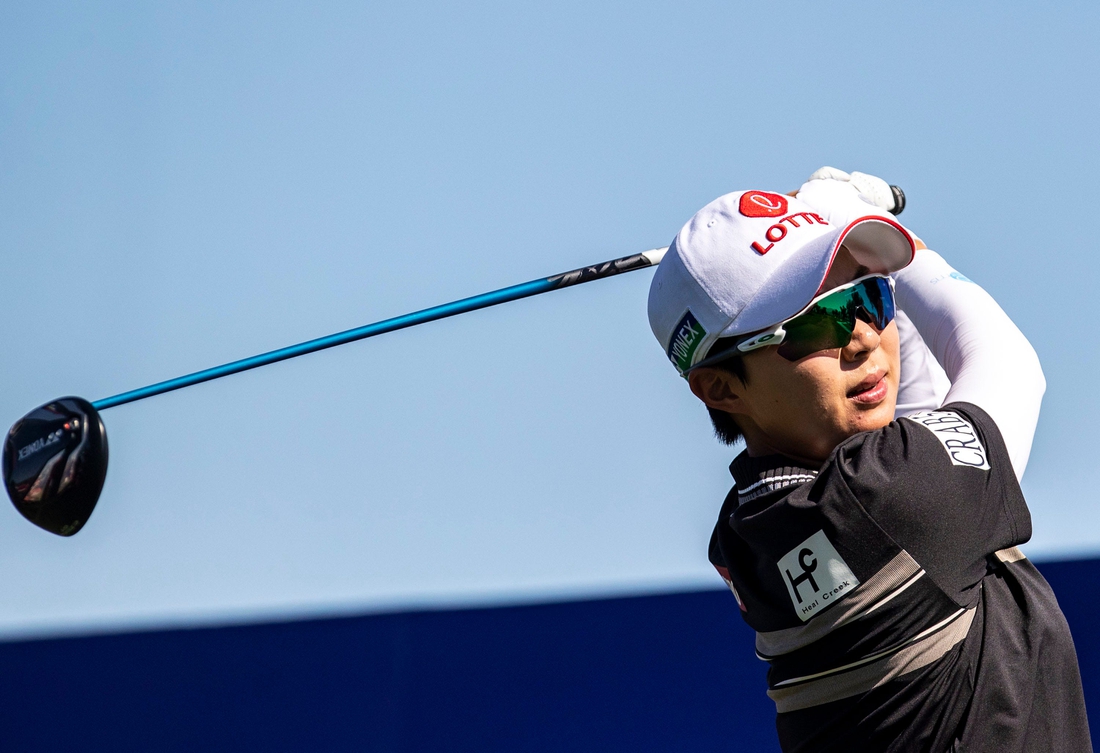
{"left": 725, "top": 247, "right": 901, "bottom": 462}
{"left": 737, "top": 315, "right": 900, "bottom": 463}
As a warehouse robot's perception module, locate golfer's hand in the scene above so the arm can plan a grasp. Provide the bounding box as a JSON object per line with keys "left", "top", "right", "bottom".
{"left": 808, "top": 167, "right": 901, "bottom": 214}
{"left": 796, "top": 168, "right": 926, "bottom": 250}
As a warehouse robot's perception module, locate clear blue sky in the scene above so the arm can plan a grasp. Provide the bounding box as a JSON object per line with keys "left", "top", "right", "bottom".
{"left": 2, "top": 1, "right": 1098, "bottom": 639}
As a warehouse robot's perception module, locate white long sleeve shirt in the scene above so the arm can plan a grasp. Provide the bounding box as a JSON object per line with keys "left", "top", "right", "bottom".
{"left": 893, "top": 249, "right": 1046, "bottom": 481}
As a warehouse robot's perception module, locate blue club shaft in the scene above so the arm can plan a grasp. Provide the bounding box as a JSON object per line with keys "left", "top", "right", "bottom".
{"left": 91, "top": 247, "right": 668, "bottom": 411}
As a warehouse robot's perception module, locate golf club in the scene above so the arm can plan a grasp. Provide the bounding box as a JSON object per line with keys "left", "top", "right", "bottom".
{"left": 3, "top": 188, "right": 906, "bottom": 537}
{"left": 3, "top": 246, "right": 668, "bottom": 536}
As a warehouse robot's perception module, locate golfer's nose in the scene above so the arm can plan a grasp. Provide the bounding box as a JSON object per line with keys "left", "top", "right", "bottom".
{"left": 842, "top": 318, "right": 883, "bottom": 361}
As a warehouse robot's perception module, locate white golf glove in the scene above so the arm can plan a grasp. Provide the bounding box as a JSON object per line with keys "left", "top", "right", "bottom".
{"left": 796, "top": 168, "right": 902, "bottom": 231}
{"left": 807, "top": 166, "right": 903, "bottom": 214}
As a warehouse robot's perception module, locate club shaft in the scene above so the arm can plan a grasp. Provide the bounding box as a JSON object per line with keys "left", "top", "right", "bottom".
{"left": 91, "top": 247, "right": 669, "bottom": 411}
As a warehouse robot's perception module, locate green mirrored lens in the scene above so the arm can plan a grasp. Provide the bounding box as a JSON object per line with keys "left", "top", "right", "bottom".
{"left": 776, "top": 309, "right": 854, "bottom": 360}
{"left": 774, "top": 277, "right": 894, "bottom": 361}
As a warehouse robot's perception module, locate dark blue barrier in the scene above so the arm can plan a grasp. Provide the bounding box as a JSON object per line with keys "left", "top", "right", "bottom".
{"left": 1031, "top": 559, "right": 1100, "bottom": 729}
{"left": 0, "top": 558, "right": 1094, "bottom": 752}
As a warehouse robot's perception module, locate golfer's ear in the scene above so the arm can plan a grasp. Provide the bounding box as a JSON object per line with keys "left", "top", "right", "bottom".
{"left": 688, "top": 368, "right": 746, "bottom": 414}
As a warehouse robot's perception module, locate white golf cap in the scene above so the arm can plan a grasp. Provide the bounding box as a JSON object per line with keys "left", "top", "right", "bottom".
{"left": 648, "top": 189, "right": 915, "bottom": 374}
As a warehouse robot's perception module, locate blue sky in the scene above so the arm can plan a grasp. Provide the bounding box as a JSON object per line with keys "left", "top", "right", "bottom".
{"left": 2, "top": 1, "right": 1098, "bottom": 638}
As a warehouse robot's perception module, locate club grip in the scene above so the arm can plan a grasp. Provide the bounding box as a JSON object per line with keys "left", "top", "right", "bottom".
{"left": 889, "top": 185, "right": 905, "bottom": 216}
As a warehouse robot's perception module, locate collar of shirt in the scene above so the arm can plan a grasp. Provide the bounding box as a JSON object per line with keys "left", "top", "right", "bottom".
{"left": 729, "top": 452, "right": 819, "bottom": 505}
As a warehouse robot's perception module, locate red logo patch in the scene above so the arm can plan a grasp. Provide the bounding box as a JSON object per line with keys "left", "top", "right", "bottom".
{"left": 738, "top": 191, "right": 788, "bottom": 218}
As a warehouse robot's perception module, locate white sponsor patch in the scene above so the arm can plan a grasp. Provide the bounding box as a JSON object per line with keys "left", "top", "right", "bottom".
{"left": 904, "top": 410, "right": 990, "bottom": 470}
{"left": 777, "top": 531, "right": 859, "bottom": 623}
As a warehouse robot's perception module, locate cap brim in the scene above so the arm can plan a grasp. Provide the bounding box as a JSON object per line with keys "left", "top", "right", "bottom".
{"left": 832, "top": 215, "right": 915, "bottom": 276}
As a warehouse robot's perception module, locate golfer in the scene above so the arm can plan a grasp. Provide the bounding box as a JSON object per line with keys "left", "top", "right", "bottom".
{"left": 647, "top": 170, "right": 1090, "bottom": 751}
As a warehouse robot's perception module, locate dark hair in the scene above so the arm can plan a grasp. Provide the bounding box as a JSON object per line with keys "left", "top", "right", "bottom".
{"left": 698, "top": 338, "right": 748, "bottom": 446}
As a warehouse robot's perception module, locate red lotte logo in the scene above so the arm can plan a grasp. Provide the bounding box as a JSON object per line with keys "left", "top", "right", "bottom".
{"left": 750, "top": 211, "right": 829, "bottom": 255}
{"left": 738, "top": 191, "right": 788, "bottom": 218}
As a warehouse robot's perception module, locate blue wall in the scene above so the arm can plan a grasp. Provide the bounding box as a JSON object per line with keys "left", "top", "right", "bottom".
{"left": 1, "top": 559, "right": 1095, "bottom": 752}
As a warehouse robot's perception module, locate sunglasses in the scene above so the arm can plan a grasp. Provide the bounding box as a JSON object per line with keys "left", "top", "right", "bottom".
{"left": 692, "top": 275, "right": 896, "bottom": 369}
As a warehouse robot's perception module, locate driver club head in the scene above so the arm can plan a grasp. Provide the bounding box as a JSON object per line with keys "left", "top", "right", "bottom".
{"left": 3, "top": 397, "right": 108, "bottom": 536}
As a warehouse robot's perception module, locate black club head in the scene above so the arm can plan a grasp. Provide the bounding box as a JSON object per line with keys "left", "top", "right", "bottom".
{"left": 3, "top": 397, "right": 108, "bottom": 536}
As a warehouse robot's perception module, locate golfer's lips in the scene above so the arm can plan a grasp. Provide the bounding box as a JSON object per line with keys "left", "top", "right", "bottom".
{"left": 848, "top": 371, "right": 889, "bottom": 404}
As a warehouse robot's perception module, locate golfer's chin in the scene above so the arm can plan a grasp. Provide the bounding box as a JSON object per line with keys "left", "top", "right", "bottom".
{"left": 799, "top": 378, "right": 899, "bottom": 459}
{"left": 841, "top": 380, "right": 898, "bottom": 436}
